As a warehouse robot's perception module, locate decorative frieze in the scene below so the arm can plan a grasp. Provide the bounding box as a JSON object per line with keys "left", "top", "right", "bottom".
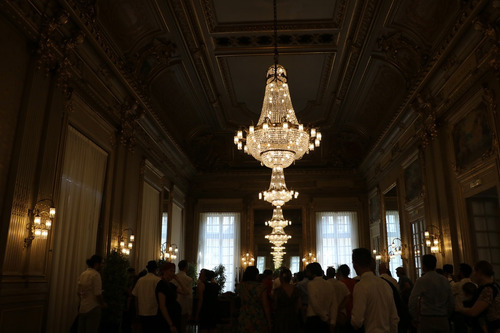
{"left": 119, "top": 101, "right": 145, "bottom": 152}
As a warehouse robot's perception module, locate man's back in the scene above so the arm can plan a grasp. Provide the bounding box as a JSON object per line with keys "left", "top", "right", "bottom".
{"left": 351, "top": 271, "right": 399, "bottom": 333}
{"left": 409, "top": 270, "right": 454, "bottom": 318}
{"left": 132, "top": 272, "right": 161, "bottom": 316}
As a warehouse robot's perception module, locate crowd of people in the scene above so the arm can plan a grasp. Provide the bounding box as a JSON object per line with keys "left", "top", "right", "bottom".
{"left": 75, "top": 248, "right": 499, "bottom": 333}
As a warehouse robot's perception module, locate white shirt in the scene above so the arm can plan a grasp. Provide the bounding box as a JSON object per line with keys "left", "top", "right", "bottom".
{"left": 307, "top": 276, "right": 334, "bottom": 322}
{"left": 351, "top": 271, "right": 399, "bottom": 333}
{"left": 452, "top": 277, "right": 473, "bottom": 310}
{"left": 327, "top": 278, "right": 350, "bottom": 325}
{"left": 77, "top": 268, "right": 102, "bottom": 313}
{"left": 380, "top": 273, "right": 399, "bottom": 291}
{"left": 132, "top": 272, "right": 161, "bottom": 316}
{"left": 172, "top": 271, "right": 193, "bottom": 315}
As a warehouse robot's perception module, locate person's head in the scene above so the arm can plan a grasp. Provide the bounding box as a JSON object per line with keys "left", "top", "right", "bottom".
{"left": 198, "top": 269, "right": 207, "bottom": 281}
{"left": 295, "top": 271, "right": 304, "bottom": 282}
{"left": 379, "top": 262, "right": 389, "bottom": 275}
{"left": 458, "top": 263, "right": 472, "bottom": 279}
{"left": 146, "top": 260, "right": 158, "bottom": 273}
{"left": 472, "top": 260, "right": 494, "bottom": 284}
{"left": 86, "top": 255, "right": 103, "bottom": 270}
{"left": 178, "top": 260, "right": 188, "bottom": 272}
{"left": 242, "top": 266, "right": 259, "bottom": 282}
{"left": 326, "top": 266, "right": 336, "bottom": 279}
{"left": 205, "top": 270, "right": 216, "bottom": 282}
{"left": 279, "top": 268, "right": 292, "bottom": 284}
{"left": 262, "top": 269, "right": 273, "bottom": 280}
{"left": 306, "top": 262, "right": 323, "bottom": 278}
{"left": 337, "top": 264, "right": 351, "bottom": 278}
{"left": 421, "top": 254, "right": 437, "bottom": 272}
{"left": 462, "top": 282, "right": 477, "bottom": 299}
{"left": 395, "top": 266, "right": 406, "bottom": 277}
{"left": 352, "top": 248, "right": 372, "bottom": 275}
{"left": 443, "top": 264, "right": 453, "bottom": 277}
{"left": 160, "top": 262, "right": 176, "bottom": 281}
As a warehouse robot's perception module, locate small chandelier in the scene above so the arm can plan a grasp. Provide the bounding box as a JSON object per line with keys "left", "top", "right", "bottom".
{"left": 271, "top": 247, "right": 286, "bottom": 268}
{"left": 233, "top": 0, "right": 321, "bottom": 169}
{"left": 259, "top": 166, "right": 298, "bottom": 207}
{"left": 24, "top": 199, "right": 56, "bottom": 247}
{"left": 160, "top": 243, "right": 178, "bottom": 261}
{"left": 265, "top": 207, "right": 292, "bottom": 229}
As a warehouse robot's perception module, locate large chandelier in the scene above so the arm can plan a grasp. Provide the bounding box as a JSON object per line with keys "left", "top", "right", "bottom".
{"left": 259, "top": 166, "right": 298, "bottom": 207}
{"left": 233, "top": 0, "right": 321, "bottom": 170}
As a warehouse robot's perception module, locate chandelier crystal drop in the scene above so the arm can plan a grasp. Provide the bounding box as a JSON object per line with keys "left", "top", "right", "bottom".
{"left": 259, "top": 166, "right": 298, "bottom": 207}
{"left": 234, "top": 64, "right": 321, "bottom": 169}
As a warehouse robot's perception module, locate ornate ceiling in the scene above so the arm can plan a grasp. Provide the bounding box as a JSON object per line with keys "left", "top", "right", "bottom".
{"left": 95, "top": 0, "right": 462, "bottom": 172}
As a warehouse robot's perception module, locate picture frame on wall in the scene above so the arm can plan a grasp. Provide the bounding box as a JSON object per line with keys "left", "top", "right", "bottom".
{"left": 452, "top": 102, "right": 494, "bottom": 172}
{"left": 404, "top": 158, "right": 423, "bottom": 203}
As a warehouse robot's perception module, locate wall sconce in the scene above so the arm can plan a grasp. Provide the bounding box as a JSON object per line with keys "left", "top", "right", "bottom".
{"left": 389, "top": 238, "right": 407, "bottom": 259}
{"left": 424, "top": 225, "right": 441, "bottom": 254}
{"left": 302, "top": 252, "right": 316, "bottom": 266}
{"left": 160, "top": 243, "right": 178, "bottom": 261}
{"left": 373, "top": 248, "right": 390, "bottom": 262}
{"left": 24, "top": 199, "right": 56, "bottom": 248}
{"left": 241, "top": 252, "right": 255, "bottom": 267}
{"left": 119, "top": 228, "right": 135, "bottom": 255}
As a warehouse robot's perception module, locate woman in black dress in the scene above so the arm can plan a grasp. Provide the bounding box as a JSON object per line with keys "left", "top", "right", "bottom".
{"left": 195, "top": 269, "right": 220, "bottom": 333}
{"left": 156, "top": 262, "right": 183, "bottom": 333}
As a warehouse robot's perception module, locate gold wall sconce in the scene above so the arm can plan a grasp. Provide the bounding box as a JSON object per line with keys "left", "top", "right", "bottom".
{"left": 389, "top": 238, "right": 407, "bottom": 259}
{"left": 241, "top": 252, "right": 255, "bottom": 267}
{"left": 160, "top": 243, "right": 178, "bottom": 261}
{"left": 119, "top": 228, "right": 135, "bottom": 255}
{"left": 24, "top": 199, "right": 56, "bottom": 248}
{"left": 424, "top": 225, "right": 441, "bottom": 254}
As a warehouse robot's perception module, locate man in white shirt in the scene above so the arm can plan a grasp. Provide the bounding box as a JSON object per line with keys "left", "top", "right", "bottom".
{"left": 305, "top": 262, "right": 334, "bottom": 333}
{"left": 326, "top": 267, "right": 350, "bottom": 330}
{"left": 77, "top": 254, "right": 107, "bottom": 333}
{"left": 172, "top": 260, "right": 193, "bottom": 333}
{"left": 351, "top": 248, "right": 399, "bottom": 333}
{"left": 132, "top": 260, "right": 161, "bottom": 332}
{"left": 379, "top": 262, "right": 399, "bottom": 291}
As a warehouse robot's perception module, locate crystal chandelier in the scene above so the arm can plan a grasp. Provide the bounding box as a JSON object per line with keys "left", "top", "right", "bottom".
{"left": 233, "top": 0, "right": 321, "bottom": 170}
{"left": 259, "top": 166, "right": 298, "bottom": 207}
{"left": 265, "top": 207, "right": 292, "bottom": 229}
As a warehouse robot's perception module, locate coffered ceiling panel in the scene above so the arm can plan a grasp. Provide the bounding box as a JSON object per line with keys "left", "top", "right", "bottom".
{"left": 91, "top": 0, "right": 467, "bottom": 171}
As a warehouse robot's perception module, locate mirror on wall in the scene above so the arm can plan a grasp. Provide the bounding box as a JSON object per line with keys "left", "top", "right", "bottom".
{"left": 254, "top": 208, "right": 302, "bottom": 272}
{"left": 384, "top": 185, "right": 403, "bottom": 277}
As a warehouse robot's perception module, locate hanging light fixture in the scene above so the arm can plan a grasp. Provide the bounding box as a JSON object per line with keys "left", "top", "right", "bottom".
{"left": 264, "top": 207, "right": 292, "bottom": 229}
{"left": 233, "top": 0, "right": 321, "bottom": 169}
{"left": 259, "top": 166, "right": 298, "bottom": 207}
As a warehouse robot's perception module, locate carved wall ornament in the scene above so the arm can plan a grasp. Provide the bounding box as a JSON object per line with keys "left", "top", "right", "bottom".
{"left": 36, "top": 10, "right": 85, "bottom": 97}
{"left": 119, "top": 101, "right": 145, "bottom": 152}
{"left": 130, "top": 39, "right": 177, "bottom": 83}
{"left": 377, "top": 33, "right": 427, "bottom": 83}
{"left": 413, "top": 95, "right": 438, "bottom": 148}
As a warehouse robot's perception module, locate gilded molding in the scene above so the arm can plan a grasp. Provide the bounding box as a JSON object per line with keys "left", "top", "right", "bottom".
{"left": 35, "top": 10, "right": 84, "bottom": 96}
{"left": 119, "top": 101, "right": 145, "bottom": 152}
{"left": 413, "top": 95, "right": 438, "bottom": 149}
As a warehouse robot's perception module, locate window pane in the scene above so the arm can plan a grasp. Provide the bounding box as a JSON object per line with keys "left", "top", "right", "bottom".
{"left": 198, "top": 213, "right": 239, "bottom": 292}
{"left": 316, "top": 212, "right": 358, "bottom": 274}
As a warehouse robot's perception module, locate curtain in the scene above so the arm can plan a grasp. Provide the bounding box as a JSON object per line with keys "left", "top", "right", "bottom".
{"left": 198, "top": 212, "right": 240, "bottom": 292}
{"left": 46, "top": 126, "right": 108, "bottom": 332}
{"left": 316, "top": 211, "right": 358, "bottom": 275}
{"left": 138, "top": 181, "right": 161, "bottom": 271}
